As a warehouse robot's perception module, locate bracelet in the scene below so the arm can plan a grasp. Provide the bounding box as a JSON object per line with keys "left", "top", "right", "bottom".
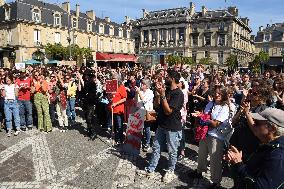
{"left": 161, "top": 96, "right": 166, "bottom": 100}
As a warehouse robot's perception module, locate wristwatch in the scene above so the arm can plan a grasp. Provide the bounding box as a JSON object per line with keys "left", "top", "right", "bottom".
{"left": 161, "top": 95, "right": 166, "bottom": 100}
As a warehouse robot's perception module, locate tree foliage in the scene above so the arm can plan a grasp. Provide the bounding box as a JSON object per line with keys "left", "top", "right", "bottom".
{"left": 226, "top": 54, "right": 238, "bottom": 71}
{"left": 249, "top": 51, "right": 269, "bottom": 73}
{"left": 45, "top": 43, "right": 93, "bottom": 61}
{"left": 199, "top": 57, "right": 212, "bottom": 65}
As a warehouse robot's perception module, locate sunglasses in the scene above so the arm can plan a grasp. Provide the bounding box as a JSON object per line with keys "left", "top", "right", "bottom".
{"left": 34, "top": 74, "right": 40, "bottom": 76}
{"left": 194, "top": 78, "right": 200, "bottom": 80}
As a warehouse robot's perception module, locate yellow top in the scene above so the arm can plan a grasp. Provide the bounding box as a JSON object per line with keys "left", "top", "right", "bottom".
{"left": 67, "top": 82, "right": 77, "bottom": 98}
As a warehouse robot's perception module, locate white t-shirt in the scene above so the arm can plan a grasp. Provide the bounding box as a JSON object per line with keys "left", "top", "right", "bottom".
{"left": 204, "top": 101, "right": 230, "bottom": 140}
{"left": 4, "top": 84, "right": 17, "bottom": 100}
{"left": 137, "top": 89, "right": 154, "bottom": 111}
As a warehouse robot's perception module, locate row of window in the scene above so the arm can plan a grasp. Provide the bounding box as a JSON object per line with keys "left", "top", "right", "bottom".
{"left": 142, "top": 34, "right": 226, "bottom": 47}
{"left": 98, "top": 39, "right": 131, "bottom": 52}
{"left": 5, "top": 8, "right": 130, "bottom": 38}
{"left": 32, "top": 29, "right": 131, "bottom": 52}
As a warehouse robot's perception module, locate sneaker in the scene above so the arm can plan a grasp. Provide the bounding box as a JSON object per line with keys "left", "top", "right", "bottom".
{"left": 136, "top": 169, "right": 154, "bottom": 178}
{"left": 188, "top": 170, "right": 203, "bottom": 179}
{"left": 162, "top": 170, "right": 177, "bottom": 183}
{"left": 142, "top": 145, "right": 151, "bottom": 152}
{"left": 21, "top": 127, "right": 27, "bottom": 131}
{"left": 14, "top": 130, "right": 20, "bottom": 136}
{"left": 178, "top": 154, "right": 185, "bottom": 161}
{"left": 7, "top": 130, "right": 11, "bottom": 137}
{"left": 27, "top": 125, "right": 33, "bottom": 130}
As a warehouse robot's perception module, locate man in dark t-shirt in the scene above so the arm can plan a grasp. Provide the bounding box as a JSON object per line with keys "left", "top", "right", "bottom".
{"left": 137, "top": 69, "right": 184, "bottom": 183}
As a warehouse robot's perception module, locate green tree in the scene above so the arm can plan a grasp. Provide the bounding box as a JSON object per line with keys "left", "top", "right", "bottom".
{"left": 45, "top": 43, "right": 67, "bottom": 61}
{"left": 226, "top": 54, "right": 238, "bottom": 71}
{"left": 249, "top": 55, "right": 261, "bottom": 73}
{"left": 258, "top": 51, "right": 270, "bottom": 73}
{"left": 166, "top": 55, "right": 181, "bottom": 66}
{"left": 199, "top": 57, "right": 212, "bottom": 65}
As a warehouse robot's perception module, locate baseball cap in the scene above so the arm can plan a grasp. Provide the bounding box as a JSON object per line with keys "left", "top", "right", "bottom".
{"left": 251, "top": 108, "right": 284, "bottom": 128}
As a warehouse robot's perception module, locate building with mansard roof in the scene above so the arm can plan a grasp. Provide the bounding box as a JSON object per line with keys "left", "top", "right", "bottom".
{"left": 254, "top": 23, "right": 284, "bottom": 70}
{"left": 0, "top": 0, "right": 135, "bottom": 68}
{"left": 131, "top": 2, "right": 255, "bottom": 67}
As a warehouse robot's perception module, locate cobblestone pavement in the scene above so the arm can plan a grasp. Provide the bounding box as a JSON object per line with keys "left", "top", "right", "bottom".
{"left": 0, "top": 110, "right": 233, "bottom": 189}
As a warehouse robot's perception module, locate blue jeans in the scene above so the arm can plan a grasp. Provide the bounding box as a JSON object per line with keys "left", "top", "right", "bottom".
{"left": 67, "top": 97, "right": 76, "bottom": 121}
{"left": 114, "top": 114, "right": 124, "bottom": 143}
{"left": 18, "top": 100, "right": 33, "bottom": 128}
{"left": 4, "top": 100, "right": 20, "bottom": 131}
{"left": 143, "top": 122, "right": 151, "bottom": 147}
{"left": 147, "top": 127, "right": 182, "bottom": 172}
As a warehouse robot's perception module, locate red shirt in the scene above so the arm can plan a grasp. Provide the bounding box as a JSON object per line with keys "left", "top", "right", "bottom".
{"left": 112, "top": 85, "right": 127, "bottom": 114}
{"left": 15, "top": 77, "right": 32, "bottom": 101}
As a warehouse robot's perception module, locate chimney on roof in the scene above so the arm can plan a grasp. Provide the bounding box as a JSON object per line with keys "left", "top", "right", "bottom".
{"left": 125, "top": 16, "right": 130, "bottom": 24}
{"left": 228, "top": 6, "right": 238, "bottom": 17}
{"left": 62, "top": 2, "right": 70, "bottom": 13}
{"left": 201, "top": 6, "right": 207, "bottom": 17}
{"left": 142, "top": 9, "right": 148, "bottom": 18}
{"left": 0, "top": 0, "right": 6, "bottom": 7}
{"left": 189, "top": 2, "right": 195, "bottom": 16}
{"left": 267, "top": 24, "right": 270, "bottom": 28}
{"left": 105, "top": 16, "right": 110, "bottom": 22}
{"left": 240, "top": 17, "right": 249, "bottom": 26}
{"left": 76, "top": 4, "right": 80, "bottom": 17}
{"left": 86, "top": 10, "right": 96, "bottom": 20}
{"left": 259, "top": 26, "right": 263, "bottom": 31}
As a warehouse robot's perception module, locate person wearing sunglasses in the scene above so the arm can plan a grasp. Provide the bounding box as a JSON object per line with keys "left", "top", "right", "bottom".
{"left": 31, "top": 71, "right": 52, "bottom": 133}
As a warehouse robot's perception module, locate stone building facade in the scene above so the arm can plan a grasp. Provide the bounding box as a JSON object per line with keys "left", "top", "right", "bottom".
{"left": 132, "top": 3, "right": 255, "bottom": 67}
{"left": 254, "top": 23, "right": 284, "bottom": 67}
{"left": 0, "top": 0, "right": 135, "bottom": 67}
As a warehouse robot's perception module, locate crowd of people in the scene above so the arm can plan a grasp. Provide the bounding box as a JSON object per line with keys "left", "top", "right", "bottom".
{"left": 0, "top": 63, "right": 283, "bottom": 189}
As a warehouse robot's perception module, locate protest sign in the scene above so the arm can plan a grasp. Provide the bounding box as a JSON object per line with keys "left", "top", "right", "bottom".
{"left": 106, "top": 79, "right": 118, "bottom": 93}
{"left": 123, "top": 109, "right": 146, "bottom": 156}
{"left": 15, "top": 63, "right": 25, "bottom": 70}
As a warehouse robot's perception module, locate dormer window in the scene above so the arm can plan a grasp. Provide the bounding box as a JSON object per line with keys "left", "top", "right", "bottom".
{"left": 110, "top": 26, "right": 114, "bottom": 36}
{"left": 118, "top": 29, "right": 123, "bottom": 38}
{"left": 99, "top": 24, "right": 104, "bottom": 34}
{"left": 127, "top": 30, "right": 130, "bottom": 38}
{"left": 54, "top": 13, "right": 61, "bottom": 26}
{"left": 161, "top": 12, "right": 166, "bottom": 18}
{"left": 264, "top": 33, "right": 270, "bottom": 42}
{"left": 5, "top": 7, "right": 11, "bottom": 20}
{"left": 72, "top": 18, "right": 78, "bottom": 28}
{"left": 32, "top": 8, "right": 41, "bottom": 23}
{"left": 87, "top": 21, "right": 92, "bottom": 32}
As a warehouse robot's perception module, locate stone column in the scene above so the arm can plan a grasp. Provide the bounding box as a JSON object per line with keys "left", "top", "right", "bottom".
{"left": 148, "top": 29, "right": 151, "bottom": 42}
{"left": 140, "top": 30, "right": 144, "bottom": 47}
{"left": 165, "top": 29, "right": 169, "bottom": 45}
{"left": 156, "top": 29, "right": 160, "bottom": 47}
{"left": 175, "top": 28, "right": 179, "bottom": 46}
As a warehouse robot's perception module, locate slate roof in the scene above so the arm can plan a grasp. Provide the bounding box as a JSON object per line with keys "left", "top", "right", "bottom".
{"left": 255, "top": 23, "right": 284, "bottom": 42}
{"left": 0, "top": 0, "right": 128, "bottom": 37}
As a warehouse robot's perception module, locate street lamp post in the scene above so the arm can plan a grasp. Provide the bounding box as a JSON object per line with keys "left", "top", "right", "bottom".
{"left": 67, "top": 10, "right": 72, "bottom": 60}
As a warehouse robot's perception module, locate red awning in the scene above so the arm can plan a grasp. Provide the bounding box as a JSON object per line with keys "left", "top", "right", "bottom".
{"left": 96, "top": 52, "right": 137, "bottom": 62}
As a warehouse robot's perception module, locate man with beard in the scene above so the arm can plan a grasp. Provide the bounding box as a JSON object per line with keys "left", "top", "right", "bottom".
{"left": 15, "top": 69, "right": 33, "bottom": 131}
{"left": 82, "top": 69, "right": 98, "bottom": 139}
{"left": 137, "top": 69, "right": 184, "bottom": 183}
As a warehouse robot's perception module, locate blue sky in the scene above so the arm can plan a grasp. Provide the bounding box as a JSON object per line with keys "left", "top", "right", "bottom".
{"left": 46, "top": 0, "right": 284, "bottom": 34}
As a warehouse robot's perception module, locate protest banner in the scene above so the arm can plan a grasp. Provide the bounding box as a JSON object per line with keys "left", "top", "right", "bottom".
{"left": 123, "top": 109, "right": 146, "bottom": 156}
{"left": 106, "top": 79, "right": 118, "bottom": 93}
{"left": 15, "top": 63, "right": 25, "bottom": 70}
